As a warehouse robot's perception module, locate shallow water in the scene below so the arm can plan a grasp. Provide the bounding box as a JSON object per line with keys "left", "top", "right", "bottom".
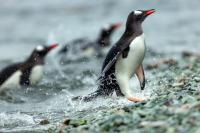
{"left": 0, "top": 0, "right": 200, "bottom": 132}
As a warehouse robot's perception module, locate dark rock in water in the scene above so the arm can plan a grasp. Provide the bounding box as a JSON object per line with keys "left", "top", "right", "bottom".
{"left": 59, "top": 118, "right": 87, "bottom": 128}
{"left": 39, "top": 119, "right": 50, "bottom": 125}
{"left": 182, "top": 51, "right": 194, "bottom": 58}
{"left": 194, "top": 77, "right": 200, "bottom": 82}
{"left": 146, "top": 63, "right": 159, "bottom": 70}
{"left": 63, "top": 119, "right": 71, "bottom": 125}
{"left": 69, "top": 119, "right": 87, "bottom": 127}
{"left": 182, "top": 51, "right": 200, "bottom": 59}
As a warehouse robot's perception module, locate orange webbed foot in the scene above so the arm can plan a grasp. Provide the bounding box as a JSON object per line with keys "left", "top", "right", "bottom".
{"left": 127, "top": 96, "right": 146, "bottom": 102}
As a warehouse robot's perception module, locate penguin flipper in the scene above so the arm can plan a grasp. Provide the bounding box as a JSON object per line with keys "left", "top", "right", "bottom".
{"left": 101, "top": 41, "right": 132, "bottom": 76}
{"left": 135, "top": 65, "right": 145, "bottom": 90}
{"left": 101, "top": 46, "right": 129, "bottom": 75}
{"left": 101, "top": 51, "right": 121, "bottom": 75}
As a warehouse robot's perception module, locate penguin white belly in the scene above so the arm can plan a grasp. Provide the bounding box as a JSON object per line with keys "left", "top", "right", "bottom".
{"left": 29, "top": 65, "right": 43, "bottom": 85}
{"left": 115, "top": 34, "right": 146, "bottom": 96}
{"left": 0, "top": 71, "right": 22, "bottom": 90}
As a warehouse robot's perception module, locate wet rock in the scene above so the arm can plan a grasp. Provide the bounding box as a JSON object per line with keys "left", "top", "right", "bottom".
{"left": 163, "top": 99, "right": 173, "bottom": 106}
{"left": 59, "top": 118, "right": 88, "bottom": 128}
{"left": 181, "top": 95, "right": 197, "bottom": 104}
{"left": 194, "top": 77, "right": 200, "bottom": 82}
{"left": 146, "top": 59, "right": 178, "bottom": 70}
{"left": 191, "top": 103, "right": 200, "bottom": 111}
{"left": 57, "top": 119, "right": 87, "bottom": 131}
{"left": 57, "top": 119, "right": 71, "bottom": 131}
{"left": 39, "top": 119, "right": 50, "bottom": 125}
{"left": 182, "top": 51, "right": 194, "bottom": 58}
{"left": 146, "top": 63, "right": 159, "bottom": 70}
{"left": 69, "top": 119, "right": 87, "bottom": 127}
{"left": 98, "top": 115, "right": 131, "bottom": 132}
{"left": 177, "top": 76, "right": 189, "bottom": 84}
{"left": 182, "top": 51, "right": 200, "bottom": 58}
{"left": 63, "top": 119, "right": 71, "bottom": 125}
{"left": 139, "top": 121, "right": 167, "bottom": 128}
{"left": 184, "top": 64, "right": 194, "bottom": 70}
{"left": 172, "top": 82, "right": 185, "bottom": 87}
{"left": 163, "top": 59, "right": 178, "bottom": 66}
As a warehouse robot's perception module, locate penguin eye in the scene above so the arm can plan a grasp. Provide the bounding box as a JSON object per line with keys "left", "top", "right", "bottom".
{"left": 36, "top": 45, "right": 44, "bottom": 52}
{"left": 134, "top": 10, "right": 142, "bottom": 16}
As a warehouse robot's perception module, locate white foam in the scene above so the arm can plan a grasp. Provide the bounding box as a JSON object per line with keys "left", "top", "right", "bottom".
{"left": 0, "top": 112, "right": 35, "bottom": 128}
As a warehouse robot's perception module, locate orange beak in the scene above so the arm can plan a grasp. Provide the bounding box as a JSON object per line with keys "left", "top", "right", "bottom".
{"left": 112, "top": 23, "right": 122, "bottom": 29}
{"left": 47, "top": 43, "right": 58, "bottom": 51}
{"left": 144, "top": 9, "right": 155, "bottom": 16}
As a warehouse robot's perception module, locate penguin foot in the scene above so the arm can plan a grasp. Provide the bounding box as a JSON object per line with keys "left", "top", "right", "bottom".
{"left": 127, "top": 96, "right": 145, "bottom": 102}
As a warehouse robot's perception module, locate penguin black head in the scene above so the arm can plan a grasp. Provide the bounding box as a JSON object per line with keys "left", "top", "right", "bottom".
{"left": 27, "top": 44, "right": 58, "bottom": 63}
{"left": 126, "top": 9, "right": 155, "bottom": 33}
{"left": 98, "top": 23, "right": 122, "bottom": 47}
{"left": 133, "top": 9, "right": 155, "bottom": 22}
{"left": 34, "top": 44, "right": 58, "bottom": 57}
{"left": 102, "top": 23, "right": 122, "bottom": 35}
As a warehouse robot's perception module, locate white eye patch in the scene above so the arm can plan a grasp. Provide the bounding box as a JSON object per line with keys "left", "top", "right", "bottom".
{"left": 103, "top": 24, "right": 110, "bottom": 30}
{"left": 36, "top": 45, "right": 44, "bottom": 51}
{"left": 134, "top": 10, "right": 142, "bottom": 15}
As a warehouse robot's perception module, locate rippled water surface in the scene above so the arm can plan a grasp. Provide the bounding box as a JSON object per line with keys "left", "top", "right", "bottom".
{"left": 0, "top": 0, "right": 200, "bottom": 132}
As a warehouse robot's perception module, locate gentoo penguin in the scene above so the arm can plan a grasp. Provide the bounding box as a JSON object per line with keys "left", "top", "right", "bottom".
{"left": 73, "top": 9, "right": 155, "bottom": 102}
{"left": 0, "top": 44, "right": 58, "bottom": 90}
{"left": 58, "top": 23, "right": 121, "bottom": 59}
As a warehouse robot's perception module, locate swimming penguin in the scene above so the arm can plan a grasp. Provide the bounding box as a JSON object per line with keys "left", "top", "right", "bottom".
{"left": 0, "top": 44, "right": 58, "bottom": 90}
{"left": 58, "top": 23, "right": 121, "bottom": 59}
{"left": 73, "top": 9, "right": 155, "bottom": 102}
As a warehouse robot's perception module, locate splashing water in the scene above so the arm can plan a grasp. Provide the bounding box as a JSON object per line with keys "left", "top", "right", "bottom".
{"left": 0, "top": 0, "right": 200, "bottom": 132}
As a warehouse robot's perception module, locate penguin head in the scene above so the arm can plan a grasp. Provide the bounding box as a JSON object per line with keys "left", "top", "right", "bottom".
{"left": 125, "top": 9, "right": 155, "bottom": 34}
{"left": 102, "top": 23, "right": 122, "bottom": 34}
{"left": 34, "top": 44, "right": 58, "bottom": 57}
{"left": 133, "top": 9, "right": 155, "bottom": 22}
{"left": 126, "top": 9, "right": 155, "bottom": 26}
{"left": 98, "top": 23, "right": 122, "bottom": 47}
{"left": 28, "top": 44, "right": 58, "bottom": 63}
